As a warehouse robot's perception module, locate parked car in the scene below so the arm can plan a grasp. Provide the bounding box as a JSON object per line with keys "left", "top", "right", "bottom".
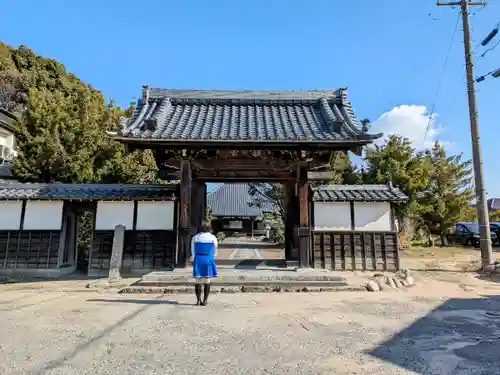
{"left": 455, "top": 222, "right": 497, "bottom": 247}
{"left": 489, "top": 222, "right": 500, "bottom": 238}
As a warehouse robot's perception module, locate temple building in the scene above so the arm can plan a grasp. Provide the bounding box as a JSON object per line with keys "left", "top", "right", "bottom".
{"left": 0, "top": 108, "right": 18, "bottom": 183}
{"left": 207, "top": 183, "right": 274, "bottom": 236}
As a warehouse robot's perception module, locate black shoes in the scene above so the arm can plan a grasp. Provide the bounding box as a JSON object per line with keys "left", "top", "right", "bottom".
{"left": 195, "top": 284, "right": 202, "bottom": 305}
{"left": 202, "top": 284, "right": 210, "bottom": 305}
{"left": 194, "top": 283, "right": 211, "bottom": 306}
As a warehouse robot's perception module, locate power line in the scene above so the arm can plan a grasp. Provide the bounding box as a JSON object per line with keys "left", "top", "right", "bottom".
{"left": 475, "top": 22, "right": 500, "bottom": 81}
{"left": 479, "top": 35, "right": 500, "bottom": 57}
{"left": 423, "top": 10, "right": 461, "bottom": 145}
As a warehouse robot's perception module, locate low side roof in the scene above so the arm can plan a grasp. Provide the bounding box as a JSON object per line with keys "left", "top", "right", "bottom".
{"left": 313, "top": 184, "right": 408, "bottom": 202}
{"left": 0, "top": 183, "right": 178, "bottom": 201}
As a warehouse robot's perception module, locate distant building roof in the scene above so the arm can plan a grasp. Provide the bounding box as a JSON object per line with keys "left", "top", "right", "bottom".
{"left": 113, "top": 88, "right": 381, "bottom": 148}
{"left": 487, "top": 198, "right": 500, "bottom": 211}
{"left": 0, "top": 183, "right": 177, "bottom": 201}
{"left": 207, "top": 183, "right": 274, "bottom": 218}
{"left": 313, "top": 184, "right": 408, "bottom": 202}
{"left": 0, "top": 107, "right": 17, "bottom": 133}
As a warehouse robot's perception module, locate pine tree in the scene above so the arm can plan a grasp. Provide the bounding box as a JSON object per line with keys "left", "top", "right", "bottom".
{"left": 362, "top": 135, "right": 432, "bottom": 245}
{"left": 0, "top": 42, "right": 158, "bottom": 184}
{"left": 420, "top": 143, "right": 473, "bottom": 245}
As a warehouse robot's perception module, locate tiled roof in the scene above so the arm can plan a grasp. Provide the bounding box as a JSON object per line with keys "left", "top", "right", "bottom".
{"left": 313, "top": 184, "right": 408, "bottom": 202}
{"left": 207, "top": 183, "right": 274, "bottom": 217}
{"left": 0, "top": 183, "right": 178, "bottom": 201}
{"left": 116, "top": 88, "right": 381, "bottom": 144}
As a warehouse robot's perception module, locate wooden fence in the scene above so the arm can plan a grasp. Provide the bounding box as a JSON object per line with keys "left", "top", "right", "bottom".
{"left": 0, "top": 230, "right": 61, "bottom": 270}
{"left": 90, "top": 230, "right": 176, "bottom": 273}
{"left": 312, "top": 231, "right": 400, "bottom": 271}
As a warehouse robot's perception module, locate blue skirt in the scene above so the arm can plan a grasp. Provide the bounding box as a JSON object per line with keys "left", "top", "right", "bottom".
{"left": 193, "top": 255, "right": 218, "bottom": 279}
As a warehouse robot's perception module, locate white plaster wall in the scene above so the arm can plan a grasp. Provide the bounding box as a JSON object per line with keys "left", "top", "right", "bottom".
{"left": 313, "top": 202, "right": 352, "bottom": 231}
{"left": 0, "top": 129, "right": 15, "bottom": 156}
{"left": 0, "top": 201, "right": 22, "bottom": 230}
{"left": 24, "top": 201, "right": 63, "bottom": 230}
{"left": 96, "top": 201, "right": 134, "bottom": 230}
{"left": 136, "top": 201, "right": 175, "bottom": 230}
{"left": 354, "top": 202, "right": 392, "bottom": 231}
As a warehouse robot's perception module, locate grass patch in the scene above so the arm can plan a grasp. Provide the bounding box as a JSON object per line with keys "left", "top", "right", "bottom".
{"left": 403, "top": 246, "right": 475, "bottom": 258}
{"left": 401, "top": 245, "right": 483, "bottom": 272}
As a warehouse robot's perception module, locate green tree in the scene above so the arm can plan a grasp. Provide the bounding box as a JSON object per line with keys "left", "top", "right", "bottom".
{"left": 247, "top": 151, "right": 361, "bottom": 242}
{"left": 362, "top": 135, "right": 432, "bottom": 245}
{"left": 327, "top": 151, "right": 363, "bottom": 184}
{"left": 420, "top": 143, "right": 473, "bottom": 245}
{"left": 247, "top": 183, "right": 287, "bottom": 244}
{"left": 0, "top": 42, "right": 158, "bottom": 183}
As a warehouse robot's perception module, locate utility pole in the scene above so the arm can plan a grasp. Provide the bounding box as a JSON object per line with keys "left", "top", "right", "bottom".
{"left": 437, "top": 1, "right": 494, "bottom": 270}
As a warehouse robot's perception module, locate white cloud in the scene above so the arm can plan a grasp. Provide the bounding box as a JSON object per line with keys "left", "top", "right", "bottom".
{"left": 369, "top": 105, "right": 450, "bottom": 151}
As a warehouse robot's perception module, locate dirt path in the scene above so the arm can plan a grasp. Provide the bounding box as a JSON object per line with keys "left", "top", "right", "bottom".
{"left": 0, "top": 270, "right": 500, "bottom": 374}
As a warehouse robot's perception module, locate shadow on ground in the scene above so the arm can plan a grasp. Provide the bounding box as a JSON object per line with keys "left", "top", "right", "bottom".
{"left": 368, "top": 295, "right": 500, "bottom": 374}
{"left": 87, "top": 298, "right": 194, "bottom": 306}
{"left": 475, "top": 272, "right": 500, "bottom": 284}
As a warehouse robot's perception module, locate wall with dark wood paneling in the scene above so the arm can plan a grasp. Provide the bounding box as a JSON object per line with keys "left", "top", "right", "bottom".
{"left": 0, "top": 230, "right": 61, "bottom": 269}
{"left": 312, "top": 231, "right": 400, "bottom": 271}
{"left": 90, "top": 230, "right": 176, "bottom": 273}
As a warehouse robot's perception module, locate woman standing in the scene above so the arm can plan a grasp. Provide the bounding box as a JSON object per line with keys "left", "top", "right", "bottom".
{"left": 191, "top": 220, "right": 218, "bottom": 306}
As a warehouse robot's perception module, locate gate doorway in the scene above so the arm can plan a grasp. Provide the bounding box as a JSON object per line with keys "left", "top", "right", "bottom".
{"left": 206, "top": 182, "right": 285, "bottom": 268}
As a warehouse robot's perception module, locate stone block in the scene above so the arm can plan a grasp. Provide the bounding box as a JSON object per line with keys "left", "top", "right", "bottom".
{"left": 108, "top": 224, "right": 125, "bottom": 283}
{"left": 366, "top": 279, "right": 380, "bottom": 292}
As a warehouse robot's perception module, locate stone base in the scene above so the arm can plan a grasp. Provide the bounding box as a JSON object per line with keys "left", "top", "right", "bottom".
{"left": 88, "top": 267, "right": 174, "bottom": 278}
{"left": 140, "top": 268, "right": 347, "bottom": 284}
{"left": 0, "top": 265, "right": 77, "bottom": 280}
{"left": 120, "top": 284, "right": 366, "bottom": 294}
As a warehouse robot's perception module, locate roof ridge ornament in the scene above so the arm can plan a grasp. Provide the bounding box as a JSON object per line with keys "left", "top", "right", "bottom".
{"left": 142, "top": 85, "right": 150, "bottom": 104}
{"left": 361, "top": 119, "right": 371, "bottom": 132}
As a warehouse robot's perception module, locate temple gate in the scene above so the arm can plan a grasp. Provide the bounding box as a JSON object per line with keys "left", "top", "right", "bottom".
{"left": 112, "top": 87, "right": 383, "bottom": 270}
{"left": 0, "top": 87, "right": 408, "bottom": 278}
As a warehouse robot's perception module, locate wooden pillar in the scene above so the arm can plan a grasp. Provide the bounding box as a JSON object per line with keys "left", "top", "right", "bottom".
{"left": 178, "top": 158, "right": 192, "bottom": 268}
{"left": 297, "top": 165, "right": 311, "bottom": 268}
{"left": 285, "top": 181, "right": 297, "bottom": 263}
{"left": 190, "top": 182, "right": 199, "bottom": 233}
{"left": 188, "top": 180, "right": 206, "bottom": 264}
{"left": 202, "top": 182, "right": 207, "bottom": 220}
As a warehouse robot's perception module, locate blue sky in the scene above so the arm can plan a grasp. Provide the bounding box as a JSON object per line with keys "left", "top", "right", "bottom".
{"left": 1, "top": 0, "right": 500, "bottom": 194}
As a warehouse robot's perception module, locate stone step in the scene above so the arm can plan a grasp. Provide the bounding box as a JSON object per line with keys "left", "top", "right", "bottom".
{"left": 193, "top": 259, "right": 286, "bottom": 268}
{"left": 120, "top": 283, "right": 367, "bottom": 294}
{"left": 141, "top": 271, "right": 347, "bottom": 283}
{"left": 135, "top": 280, "right": 349, "bottom": 288}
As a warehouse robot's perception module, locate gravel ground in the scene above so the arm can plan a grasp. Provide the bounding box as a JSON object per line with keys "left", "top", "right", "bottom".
{"left": 0, "top": 282, "right": 500, "bottom": 375}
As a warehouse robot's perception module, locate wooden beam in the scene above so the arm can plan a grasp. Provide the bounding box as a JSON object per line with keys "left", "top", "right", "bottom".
{"left": 308, "top": 171, "right": 334, "bottom": 181}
